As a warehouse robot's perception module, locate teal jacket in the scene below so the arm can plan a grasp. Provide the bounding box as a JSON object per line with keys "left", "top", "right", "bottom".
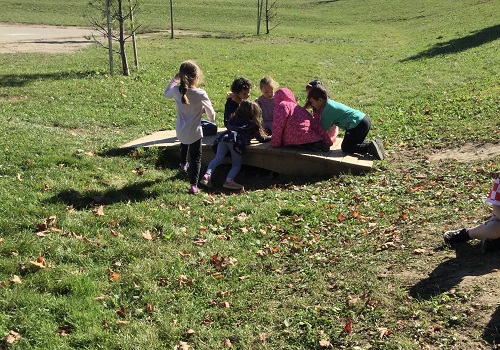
{"left": 320, "top": 99, "right": 365, "bottom": 131}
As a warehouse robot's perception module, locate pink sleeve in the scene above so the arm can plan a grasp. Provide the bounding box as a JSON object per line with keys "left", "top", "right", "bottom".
{"left": 310, "top": 115, "right": 333, "bottom": 146}
{"left": 271, "top": 104, "right": 287, "bottom": 148}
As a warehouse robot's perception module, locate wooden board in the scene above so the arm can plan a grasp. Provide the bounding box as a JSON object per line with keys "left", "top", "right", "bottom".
{"left": 120, "top": 129, "right": 374, "bottom": 176}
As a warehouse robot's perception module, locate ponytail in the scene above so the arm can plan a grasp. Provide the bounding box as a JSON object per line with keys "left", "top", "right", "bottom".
{"left": 179, "top": 75, "right": 190, "bottom": 104}
{"left": 177, "top": 60, "right": 202, "bottom": 105}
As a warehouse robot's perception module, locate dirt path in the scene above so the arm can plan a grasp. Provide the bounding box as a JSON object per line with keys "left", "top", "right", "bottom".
{"left": 0, "top": 23, "right": 97, "bottom": 53}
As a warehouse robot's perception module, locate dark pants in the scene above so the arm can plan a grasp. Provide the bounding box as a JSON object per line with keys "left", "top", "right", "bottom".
{"left": 180, "top": 138, "right": 202, "bottom": 185}
{"left": 341, "top": 116, "right": 371, "bottom": 155}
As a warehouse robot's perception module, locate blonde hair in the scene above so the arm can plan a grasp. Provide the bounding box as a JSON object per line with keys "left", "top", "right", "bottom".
{"left": 232, "top": 101, "right": 267, "bottom": 137}
{"left": 259, "top": 76, "right": 279, "bottom": 90}
{"left": 178, "top": 60, "right": 202, "bottom": 104}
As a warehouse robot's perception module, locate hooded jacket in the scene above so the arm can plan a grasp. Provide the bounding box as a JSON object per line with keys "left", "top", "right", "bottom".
{"left": 271, "top": 88, "right": 333, "bottom": 148}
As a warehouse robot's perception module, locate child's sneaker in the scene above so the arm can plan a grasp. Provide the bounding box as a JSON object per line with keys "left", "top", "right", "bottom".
{"left": 443, "top": 228, "right": 471, "bottom": 244}
{"left": 369, "top": 140, "right": 385, "bottom": 160}
{"left": 179, "top": 163, "right": 189, "bottom": 173}
{"left": 199, "top": 174, "right": 212, "bottom": 188}
{"left": 223, "top": 180, "right": 244, "bottom": 191}
{"left": 189, "top": 184, "right": 199, "bottom": 195}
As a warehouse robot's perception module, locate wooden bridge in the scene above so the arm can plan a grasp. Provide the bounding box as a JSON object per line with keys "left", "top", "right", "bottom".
{"left": 120, "top": 129, "right": 374, "bottom": 177}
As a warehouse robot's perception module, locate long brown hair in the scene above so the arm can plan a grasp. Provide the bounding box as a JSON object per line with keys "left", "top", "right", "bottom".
{"left": 232, "top": 101, "right": 267, "bottom": 137}
{"left": 178, "top": 60, "right": 202, "bottom": 105}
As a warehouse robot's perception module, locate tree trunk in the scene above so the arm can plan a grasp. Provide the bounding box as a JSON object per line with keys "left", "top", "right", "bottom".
{"left": 170, "top": 0, "right": 174, "bottom": 39}
{"left": 106, "top": 0, "right": 114, "bottom": 75}
{"left": 117, "top": 0, "right": 130, "bottom": 75}
{"left": 129, "top": 0, "right": 139, "bottom": 70}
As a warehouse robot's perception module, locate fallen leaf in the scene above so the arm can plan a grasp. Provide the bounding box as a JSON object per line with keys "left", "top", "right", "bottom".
{"left": 115, "top": 320, "right": 129, "bottom": 326}
{"left": 56, "top": 325, "right": 73, "bottom": 336}
{"left": 30, "top": 255, "right": 47, "bottom": 269}
{"left": 143, "top": 230, "right": 153, "bottom": 240}
{"left": 176, "top": 341, "right": 191, "bottom": 350}
{"left": 108, "top": 272, "right": 121, "bottom": 282}
{"left": 413, "top": 248, "right": 426, "bottom": 255}
{"left": 344, "top": 317, "right": 352, "bottom": 333}
{"left": 259, "top": 333, "right": 269, "bottom": 342}
{"left": 319, "top": 339, "right": 331, "bottom": 348}
{"left": 377, "top": 327, "right": 393, "bottom": 339}
{"left": 185, "top": 328, "right": 196, "bottom": 336}
{"left": 115, "top": 304, "right": 127, "bottom": 318}
{"left": 11, "top": 275, "right": 22, "bottom": 284}
{"left": 225, "top": 338, "right": 232, "bottom": 347}
{"left": 93, "top": 205, "right": 105, "bottom": 216}
{"left": 5, "top": 330, "right": 21, "bottom": 344}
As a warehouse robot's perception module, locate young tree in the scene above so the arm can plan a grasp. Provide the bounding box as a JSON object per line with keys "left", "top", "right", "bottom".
{"left": 86, "top": 0, "right": 141, "bottom": 76}
{"left": 257, "top": 0, "right": 278, "bottom": 35}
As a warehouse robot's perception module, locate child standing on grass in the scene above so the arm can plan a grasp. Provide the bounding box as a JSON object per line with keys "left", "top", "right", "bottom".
{"left": 307, "top": 84, "right": 384, "bottom": 160}
{"left": 224, "top": 77, "right": 253, "bottom": 127}
{"left": 200, "top": 101, "right": 271, "bottom": 191}
{"left": 444, "top": 176, "right": 500, "bottom": 253}
{"left": 255, "top": 76, "right": 279, "bottom": 135}
{"left": 164, "top": 60, "right": 216, "bottom": 195}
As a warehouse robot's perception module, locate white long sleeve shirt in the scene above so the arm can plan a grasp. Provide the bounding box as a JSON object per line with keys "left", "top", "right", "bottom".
{"left": 164, "top": 77, "right": 216, "bottom": 144}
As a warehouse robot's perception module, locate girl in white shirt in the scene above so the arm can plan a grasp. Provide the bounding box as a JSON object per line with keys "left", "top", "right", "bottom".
{"left": 164, "top": 60, "right": 216, "bottom": 194}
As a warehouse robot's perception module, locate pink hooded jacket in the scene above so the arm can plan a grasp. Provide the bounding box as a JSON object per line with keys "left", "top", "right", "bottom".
{"left": 271, "top": 88, "right": 333, "bottom": 148}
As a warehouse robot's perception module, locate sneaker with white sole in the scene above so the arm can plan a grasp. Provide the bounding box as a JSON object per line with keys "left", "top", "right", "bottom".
{"left": 223, "top": 180, "right": 243, "bottom": 191}
{"left": 369, "top": 140, "right": 384, "bottom": 160}
{"left": 199, "top": 174, "right": 212, "bottom": 188}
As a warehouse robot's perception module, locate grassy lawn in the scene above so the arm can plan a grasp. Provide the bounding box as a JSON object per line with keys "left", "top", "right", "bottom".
{"left": 0, "top": 0, "right": 499, "bottom": 349}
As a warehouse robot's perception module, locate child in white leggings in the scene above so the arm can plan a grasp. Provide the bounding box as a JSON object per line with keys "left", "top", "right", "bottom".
{"left": 444, "top": 176, "right": 500, "bottom": 253}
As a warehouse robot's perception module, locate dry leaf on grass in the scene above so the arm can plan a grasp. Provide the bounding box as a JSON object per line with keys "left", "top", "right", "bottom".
{"left": 5, "top": 330, "right": 21, "bottom": 344}
{"left": 11, "top": 275, "right": 22, "bottom": 284}
{"left": 30, "top": 255, "right": 47, "bottom": 269}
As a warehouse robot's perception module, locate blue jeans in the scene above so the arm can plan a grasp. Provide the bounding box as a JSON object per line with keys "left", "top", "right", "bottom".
{"left": 206, "top": 141, "right": 242, "bottom": 181}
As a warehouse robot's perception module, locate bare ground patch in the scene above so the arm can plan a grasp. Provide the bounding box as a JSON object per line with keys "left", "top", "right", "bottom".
{"left": 428, "top": 143, "right": 500, "bottom": 163}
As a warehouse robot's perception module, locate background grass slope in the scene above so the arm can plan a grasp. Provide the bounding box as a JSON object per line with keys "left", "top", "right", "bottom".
{"left": 0, "top": 0, "right": 499, "bottom": 349}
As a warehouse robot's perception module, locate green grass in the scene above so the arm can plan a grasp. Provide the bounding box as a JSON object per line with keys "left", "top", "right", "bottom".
{"left": 1, "top": 0, "right": 500, "bottom": 349}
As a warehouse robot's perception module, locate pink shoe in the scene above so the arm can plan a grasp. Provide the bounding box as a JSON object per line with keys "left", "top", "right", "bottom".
{"left": 189, "top": 184, "right": 199, "bottom": 194}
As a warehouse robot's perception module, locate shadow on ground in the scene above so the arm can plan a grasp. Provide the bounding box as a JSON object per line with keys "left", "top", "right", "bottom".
{"left": 409, "top": 242, "right": 500, "bottom": 345}
{"left": 402, "top": 24, "right": 500, "bottom": 61}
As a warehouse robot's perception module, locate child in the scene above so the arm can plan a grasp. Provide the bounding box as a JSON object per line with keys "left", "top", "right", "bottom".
{"left": 255, "top": 76, "right": 279, "bottom": 135}
{"left": 304, "top": 80, "right": 338, "bottom": 144}
{"left": 304, "top": 80, "right": 323, "bottom": 109}
{"left": 164, "top": 60, "right": 216, "bottom": 194}
{"left": 224, "top": 77, "right": 253, "bottom": 127}
{"left": 272, "top": 88, "right": 333, "bottom": 151}
{"left": 307, "top": 84, "right": 384, "bottom": 160}
{"left": 200, "top": 101, "right": 271, "bottom": 191}
{"left": 444, "top": 176, "right": 500, "bottom": 253}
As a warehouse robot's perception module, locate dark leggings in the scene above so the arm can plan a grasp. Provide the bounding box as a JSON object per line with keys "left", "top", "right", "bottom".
{"left": 180, "top": 138, "right": 202, "bottom": 185}
{"left": 341, "top": 116, "right": 371, "bottom": 155}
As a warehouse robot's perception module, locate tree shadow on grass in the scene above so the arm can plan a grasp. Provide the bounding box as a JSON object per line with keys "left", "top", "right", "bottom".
{"left": 409, "top": 242, "right": 500, "bottom": 345}
{"left": 0, "top": 70, "right": 104, "bottom": 87}
{"left": 44, "top": 180, "right": 160, "bottom": 210}
{"left": 401, "top": 24, "right": 500, "bottom": 61}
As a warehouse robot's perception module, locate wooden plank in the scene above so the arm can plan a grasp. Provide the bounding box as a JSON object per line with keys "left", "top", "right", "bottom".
{"left": 119, "top": 129, "right": 374, "bottom": 176}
